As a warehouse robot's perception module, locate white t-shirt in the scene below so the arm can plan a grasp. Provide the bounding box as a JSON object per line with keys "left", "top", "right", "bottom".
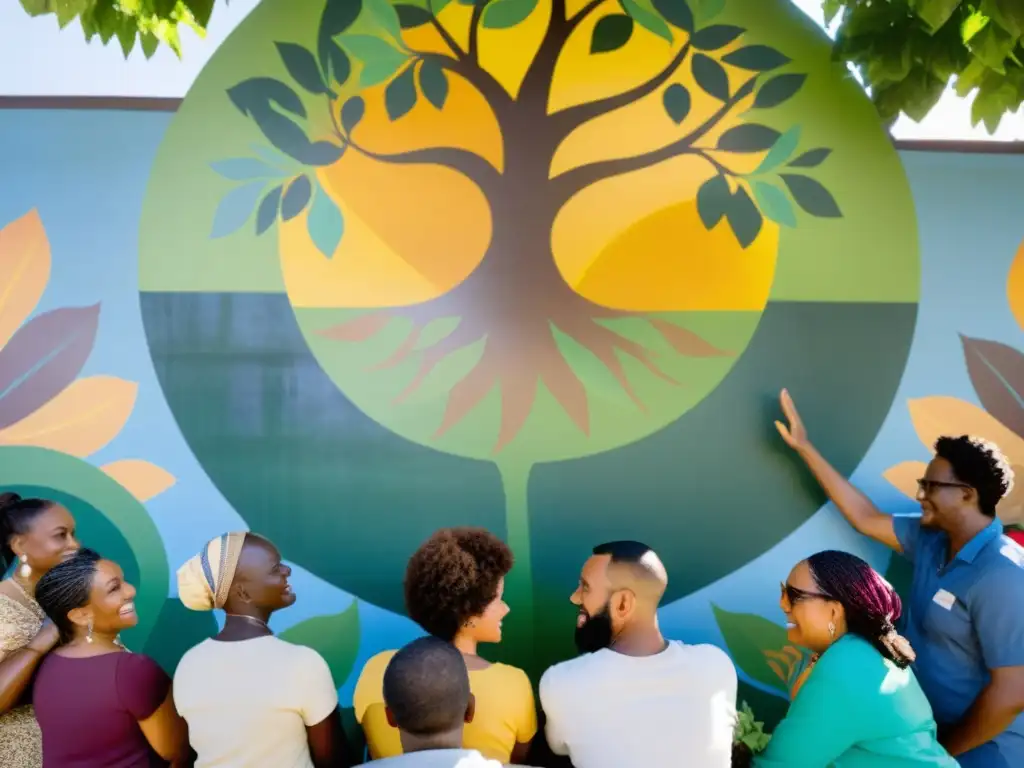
{"left": 539, "top": 641, "right": 737, "bottom": 768}
{"left": 173, "top": 635, "right": 339, "bottom": 768}
{"left": 370, "top": 748, "right": 530, "bottom": 767}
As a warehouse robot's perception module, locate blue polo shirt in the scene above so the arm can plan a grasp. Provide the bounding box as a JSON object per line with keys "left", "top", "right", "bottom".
{"left": 893, "top": 516, "right": 1024, "bottom": 768}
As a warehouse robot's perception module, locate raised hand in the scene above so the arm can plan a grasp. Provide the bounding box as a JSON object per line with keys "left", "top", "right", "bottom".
{"left": 775, "top": 388, "right": 810, "bottom": 452}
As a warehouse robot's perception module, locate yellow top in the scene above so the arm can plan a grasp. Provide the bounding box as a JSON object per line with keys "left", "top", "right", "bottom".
{"left": 353, "top": 650, "right": 537, "bottom": 762}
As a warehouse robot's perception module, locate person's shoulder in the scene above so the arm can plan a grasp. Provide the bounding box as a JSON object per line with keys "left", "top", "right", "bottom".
{"left": 271, "top": 636, "right": 336, "bottom": 672}
{"left": 118, "top": 650, "right": 167, "bottom": 677}
{"left": 488, "top": 662, "right": 532, "bottom": 685}
{"left": 357, "top": 648, "right": 397, "bottom": 678}
{"left": 670, "top": 641, "right": 737, "bottom": 679}
{"left": 539, "top": 652, "right": 599, "bottom": 700}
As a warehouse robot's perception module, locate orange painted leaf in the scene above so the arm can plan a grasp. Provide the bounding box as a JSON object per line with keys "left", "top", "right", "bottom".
{"left": 0, "top": 375, "right": 137, "bottom": 457}
{"left": 961, "top": 335, "right": 1024, "bottom": 439}
{"left": 906, "top": 396, "right": 1024, "bottom": 459}
{"left": 649, "top": 318, "right": 732, "bottom": 357}
{"left": 763, "top": 649, "right": 789, "bottom": 664}
{"left": 781, "top": 645, "right": 804, "bottom": 663}
{"left": 318, "top": 313, "right": 390, "bottom": 341}
{"left": 101, "top": 459, "right": 176, "bottom": 502}
{"left": 765, "top": 657, "right": 787, "bottom": 682}
{"left": 0, "top": 210, "right": 51, "bottom": 349}
{"left": 1007, "top": 237, "right": 1024, "bottom": 333}
{"left": 883, "top": 461, "right": 927, "bottom": 500}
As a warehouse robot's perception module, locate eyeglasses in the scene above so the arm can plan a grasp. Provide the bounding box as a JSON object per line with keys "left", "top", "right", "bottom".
{"left": 780, "top": 582, "right": 832, "bottom": 605}
{"left": 916, "top": 479, "right": 972, "bottom": 494}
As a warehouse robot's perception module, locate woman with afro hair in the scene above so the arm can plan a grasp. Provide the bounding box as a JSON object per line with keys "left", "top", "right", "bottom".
{"left": 353, "top": 527, "right": 536, "bottom": 764}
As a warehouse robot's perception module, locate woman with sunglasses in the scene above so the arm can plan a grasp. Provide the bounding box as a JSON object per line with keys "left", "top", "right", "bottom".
{"left": 754, "top": 550, "right": 957, "bottom": 767}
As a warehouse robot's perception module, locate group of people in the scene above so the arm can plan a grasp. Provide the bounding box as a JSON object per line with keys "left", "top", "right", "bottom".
{"left": 1, "top": 390, "right": 1023, "bottom": 767}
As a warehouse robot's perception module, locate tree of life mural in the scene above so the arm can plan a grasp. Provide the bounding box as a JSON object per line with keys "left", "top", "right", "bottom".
{"left": 140, "top": 0, "right": 918, "bottom": 672}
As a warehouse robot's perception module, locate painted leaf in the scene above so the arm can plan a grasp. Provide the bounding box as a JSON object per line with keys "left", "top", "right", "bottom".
{"left": 906, "top": 396, "right": 1024, "bottom": 460}
{"left": 722, "top": 45, "right": 791, "bottom": 71}
{"left": 883, "top": 460, "right": 927, "bottom": 500}
{"left": 210, "top": 158, "right": 283, "bottom": 181}
{"left": 0, "top": 209, "right": 51, "bottom": 350}
{"left": 650, "top": 0, "right": 693, "bottom": 32}
{"left": 341, "top": 96, "right": 366, "bottom": 132}
{"left": 754, "top": 73, "right": 807, "bottom": 109}
{"left": 324, "top": 42, "right": 352, "bottom": 86}
{"left": 717, "top": 124, "right": 781, "bottom": 152}
{"left": 779, "top": 174, "right": 842, "bottom": 218}
{"left": 691, "top": 53, "right": 730, "bottom": 100}
{"left": 961, "top": 335, "right": 1024, "bottom": 439}
{"left": 0, "top": 305, "right": 100, "bottom": 432}
{"left": 279, "top": 601, "right": 361, "bottom": 686}
{"left": 662, "top": 83, "right": 691, "bottom": 123}
{"left": 282, "top": 176, "right": 314, "bottom": 222}
{"left": 307, "top": 179, "right": 346, "bottom": 258}
{"left": 275, "top": 42, "right": 331, "bottom": 95}
{"left": 257, "top": 185, "right": 284, "bottom": 236}
{"left": 712, "top": 604, "right": 791, "bottom": 693}
{"left": 210, "top": 181, "right": 267, "bottom": 239}
{"left": 482, "top": 0, "right": 539, "bottom": 29}
{"left": 228, "top": 77, "right": 306, "bottom": 119}
{"left": 754, "top": 125, "right": 801, "bottom": 173}
{"left": 620, "top": 0, "right": 672, "bottom": 43}
{"left": 101, "top": 459, "right": 176, "bottom": 502}
{"left": 318, "top": 0, "right": 363, "bottom": 71}
{"left": 342, "top": 35, "right": 411, "bottom": 88}
{"left": 696, "top": 174, "right": 730, "bottom": 229}
{"left": 725, "top": 186, "right": 763, "bottom": 248}
{"left": 1006, "top": 238, "right": 1024, "bottom": 334}
{"left": 0, "top": 375, "right": 137, "bottom": 457}
{"left": 365, "top": 0, "right": 405, "bottom": 44}
{"left": 751, "top": 181, "right": 796, "bottom": 228}
{"left": 694, "top": 0, "right": 726, "bottom": 22}
{"left": 395, "top": 3, "right": 432, "bottom": 28}
{"left": 788, "top": 147, "right": 832, "bottom": 168}
{"left": 385, "top": 64, "right": 418, "bottom": 121}
{"left": 689, "top": 24, "right": 743, "bottom": 51}
{"left": 418, "top": 59, "right": 449, "bottom": 109}
{"left": 591, "top": 14, "right": 634, "bottom": 54}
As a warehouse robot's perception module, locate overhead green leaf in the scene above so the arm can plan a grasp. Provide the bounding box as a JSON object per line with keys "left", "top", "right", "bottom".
{"left": 650, "top": 0, "right": 693, "bottom": 33}
{"left": 970, "top": 21, "right": 1018, "bottom": 71}
{"left": 753, "top": 125, "right": 801, "bottom": 173}
{"left": 385, "top": 64, "right": 419, "bottom": 120}
{"left": 691, "top": 53, "right": 730, "bottom": 100}
{"left": 914, "top": 0, "right": 963, "bottom": 32}
{"left": 275, "top": 42, "right": 332, "bottom": 95}
{"left": 689, "top": 24, "right": 744, "bottom": 51}
{"left": 753, "top": 73, "right": 807, "bottom": 108}
{"left": 341, "top": 35, "right": 412, "bottom": 87}
{"left": 725, "top": 185, "right": 762, "bottom": 248}
{"left": 341, "top": 96, "right": 366, "bottom": 133}
{"left": 662, "top": 83, "right": 691, "bottom": 123}
{"left": 780, "top": 174, "right": 842, "bottom": 218}
{"left": 483, "top": 0, "right": 539, "bottom": 29}
{"left": 788, "top": 147, "right": 832, "bottom": 168}
{"left": 418, "top": 59, "right": 450, "bottom": 109}
{"left": 395, "top": 3, "right": 433, "bottom": 28}
{"left": 591, "top": 14, "right": 634, "bottom": 54}
{"left": 256, "top": 185, "right": 284, "bottom": 235}
{"left": 696, "top": 174, "right": 730, "bottom": 229}
{"left": 282, "top": 175, "right": 314, "bottom": 221}
{"left": 722, "top": 44, "right": 791, "bottom": 71}
{"left": 717, "top": 123, "right": 781, "bottom": 152}
{"left": 620, "top": 0, "right": 673, "bottom": 43}
{"left": 751, "top": 181, "right": 796, "bottom": 228}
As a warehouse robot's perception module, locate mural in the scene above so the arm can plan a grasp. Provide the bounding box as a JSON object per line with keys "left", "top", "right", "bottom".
{"left": 1, "top": 0, "right": 1023, "bottom": 739}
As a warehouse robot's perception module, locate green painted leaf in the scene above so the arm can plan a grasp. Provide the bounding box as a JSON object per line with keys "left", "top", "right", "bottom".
{"left": 691, "top": 52, "right": 730, "bottom": 100}
{"left": 712, "top": 604, "right": 792, "bottom": 692}
{"left": 385, "top": 63, "right": 418, "bottom": 120}
{"left": 228, "top": 78, "right": 306, "bottom": 119}
{"left": 280, "top": 602, "right": 361, "bottom": 687}
{"left": 694, "top": 0, "right": 725, "bottom": 22}
{"left": 696, "top": 173, "right": 730, "bottom": 229}
{"left": 754, "top": 125, "right": 801, "bottom": 173}
{"left": 318, "top": 0, "right": 362, "bottom": 78}
{"left": 620, "top": 0, "right": 673, "bottom": 43}
{"left": 650, "top": 0, "right": 693, "bottom": 32}
{"left": 256, "top": 185, "right": 284, "bottom": 235}
{"left": 662, "top": 83, "right": 691, "bottom": 123}
{"left": 751, "top": 181, "right": 796, "bottom": 228}
{"left": 753, "top": 73, "right": 807, "bottom": 108}
{"left": 914, "top": 0, "right": 962, "bottom": 32}
{"left": 341, "top": 96, "right": 366, "bottom": 132}
{"left": 418, "top": 59, "right": 450, "bottom": 109}
{"left": 308, "top": 179, "right": 346, "bottom": 258}
{"left": 722, "top": 44, "right": 791, "bottom": 71}
{"left": 717, "top": 123, "right": 781, "bottom": 152}
{"left": 482, "top": 0, "right": 539, "bottom": 29}
{"left": 788, "top": 147, "right": 832, "bottom": 168}
{"left": 324, "top": 42, "right": 352, "bottom": 86}
{"left": 282, "top": 175, "right": 314, "bottom": 221}
{"left": 341, "top": 35, "right": 412, "bottom": 87}
{"left": 591, "top": 14, "right": 634, "bottom": 54}
{"left": 690, "top": 24, "right": 744, "bottom": 51}
{"left": 780, "top": 174, "right": 842, "bottom": 218}
{"left": 365, "top": 0, "right": 405, "bottom": 44}
{"left": 276, "top": 42, "right": 332, "bottom": 95}
{"left": 726, "top": 186, "right": 762, "bottom": 248}
{"left": 395, "top": 3, "right": 433, "bottom": 28}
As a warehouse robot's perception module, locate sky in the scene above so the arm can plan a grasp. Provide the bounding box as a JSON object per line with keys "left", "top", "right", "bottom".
{"left": 0, "top": 0, "right": 1021, "bottom": 140}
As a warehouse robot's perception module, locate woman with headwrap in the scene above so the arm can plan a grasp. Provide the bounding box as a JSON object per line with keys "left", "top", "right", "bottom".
{"left": 173, "top": 532, "right": 349, "bottom": 768}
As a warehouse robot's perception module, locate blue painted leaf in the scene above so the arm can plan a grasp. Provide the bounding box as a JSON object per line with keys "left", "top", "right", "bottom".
{"left": 723, "top": 44, "right": 791, "bottom": 71}
{"left": 717, "top": 123, "right": 781, "bottom": 152}
{"left": 341, "top": 96, "right": 366, "bottom": 132}
{"left": 396, "top": 4, "right": 433, "bottom": 28}
{"left": 275, "top": 42, "right": 331, "bottom": 95}
{"left": 788, "top": 147, "right": 832, "bottom": 167}
{"left": 751, "top": 181, "right": 796, "bottom": 227}
{"left": 754, "top": 73, "right": 807, "bottom": 108}
{"left": 256, "top": 185, "right": 284, "bottom": 235}
{"left": 662, "top": 83, "right": 691, "bottom": 123}
{"left": 651, "top": 0, "right": 693, "bottom": 32}
{"left": 483, "top": 0, "right": 539, "bottom": 28}
{"left": 307, "top": 180, "right": 345, "bottom": 258}
{"left": 341, "top": 35, "right": 412, "bottom": 87}
{"left": 385, "top": 64, "right": 418, "bottom": 121}
{"left": 690, "top": 24, "right": 743, "bottom": 50}
{"left": 250, "top": 144, "right": 302, "bottom": 174}
{"left": 725, "top": 186, "right": 762, "bottom": 248}
{"left": 418, "top": 59, "right": 449, "bottom": 109}
{"left": 620, "top": 0, "right": 672, "bottom": 43}
{"left": 210, "top": 181, "right": 267, "bottom": 239}
{"left": 754, "top": 125, "right": 801, "bottom": 173}
{"left": 779, "top": 174, "right": 842, "bottom": 218}
{"left": 591, "top": 14, "right": 634, "bottom": 53}
{"left": 282, "top": 175, "right": 314, "bottom": 221}
{"left": 696, "top": 174, "right": 730, "bottom": 229}
{"left": 691, "top": 53, "right": 730, "bottom": 100}
{"left": 210, "top": 157, "right": 283, "bottom": 181}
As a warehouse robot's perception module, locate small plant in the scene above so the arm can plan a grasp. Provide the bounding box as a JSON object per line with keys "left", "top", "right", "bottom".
{"left": 732, "top": 700, "right": 771, "bottom": 765}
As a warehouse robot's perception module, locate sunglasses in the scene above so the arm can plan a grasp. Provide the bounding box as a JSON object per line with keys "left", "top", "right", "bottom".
{"left": 780, "top": 582, "right": 832, "bottom": 605}
{"left": 916, "top": 478, "right": 972, "bottom": 494}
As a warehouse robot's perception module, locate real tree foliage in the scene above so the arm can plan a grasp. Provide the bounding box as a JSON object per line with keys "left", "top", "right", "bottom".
{"left": 18, "top": 0, "right": 1024, "bottom": 131}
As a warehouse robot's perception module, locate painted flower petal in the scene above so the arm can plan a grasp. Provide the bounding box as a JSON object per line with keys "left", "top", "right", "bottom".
{"left": 906, "top": 396, "right": 1024, "bottom": 461}
{"left": 883, "top": 460, "right": 927, "bottom": 499}
{"left": 101, "top": 459, "right": 176, "bottom": 502}
{"left": 0, "top": 210, "right": 51, "bottom": 349}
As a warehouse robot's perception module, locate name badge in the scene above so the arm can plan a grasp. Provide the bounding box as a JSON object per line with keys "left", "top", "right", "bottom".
{"left": 932, "top": 589, "right": 956, "bottom": 611}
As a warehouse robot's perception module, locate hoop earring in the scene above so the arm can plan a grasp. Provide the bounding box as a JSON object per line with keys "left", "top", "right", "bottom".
{"left": 18, "top": 554, "right": 31, "bottom": 580}
{"left": 86, "top": 617, "right": 94, "bottom": 644}
{"left": 828, "top": 621, "right": 836, "bottom": 642}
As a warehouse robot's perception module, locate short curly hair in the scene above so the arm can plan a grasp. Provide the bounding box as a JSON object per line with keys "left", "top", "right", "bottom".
{"left": 404, "top": 527, "right": 513, "bottom": 641}
{"left": 935, "top": 435, "right": 1014, "bottom": 517}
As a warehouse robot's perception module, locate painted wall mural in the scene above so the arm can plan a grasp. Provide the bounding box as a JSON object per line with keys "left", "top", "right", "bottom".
{"left": 1, "top": 0, "right": 1022, "bottom": 735}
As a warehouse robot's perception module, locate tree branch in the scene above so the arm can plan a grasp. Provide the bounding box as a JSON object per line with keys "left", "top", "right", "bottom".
{"left": 550, "top": 41, "right": 692, "bottom": 140}
{"left": 518, "top": 0, "right": 571, "bottom": 112}
{"left": 550, "top": 77, "right": 758, "bottom": 203}
{"left": 428, "top": 0, "right": 466, "bottom": 59}
{"left": 568, "top": 0, "right": 606, "bottom": 28}
{"left": 469, "top": 0, "right": 493, "bottom": 62}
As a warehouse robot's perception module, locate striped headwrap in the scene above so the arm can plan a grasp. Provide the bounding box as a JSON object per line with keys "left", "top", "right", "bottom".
{"left": 177, "top": 532, "right": 247, "bottom": 611}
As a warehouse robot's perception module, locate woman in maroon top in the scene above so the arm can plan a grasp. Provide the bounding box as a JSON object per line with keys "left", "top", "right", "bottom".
{"left": 32, "top": 549, "right": 190, "bottom": 767}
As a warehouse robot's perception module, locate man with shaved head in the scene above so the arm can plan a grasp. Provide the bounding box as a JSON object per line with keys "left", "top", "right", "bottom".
{"left": 539, "top": 541, "right": 737, "bottom": 768}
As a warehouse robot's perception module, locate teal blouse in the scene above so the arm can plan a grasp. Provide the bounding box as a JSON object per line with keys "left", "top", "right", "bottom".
{"left": 754, "top": 635, "right": 958, "bottom": 767}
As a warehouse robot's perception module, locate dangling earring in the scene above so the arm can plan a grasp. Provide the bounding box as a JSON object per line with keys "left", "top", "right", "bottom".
{"left": 86, "top": 617, "right": 94, "bottom": 644}
{"left": 827, "top": 621, "right": 836, "bottom": 642}
{"left": 18, "top": 554, "right": 31, "bottom": 580}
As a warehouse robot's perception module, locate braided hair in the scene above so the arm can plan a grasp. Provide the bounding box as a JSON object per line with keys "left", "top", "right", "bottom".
{"left": 806, "top": 550, "right": 916, "bottom": 669}
{"left": 934, "top": 435, "right": 1014, "bottom": 517}
{"left": 35, "top": 548, "right": 102, "bottom": 643}
{"left": 0, "top": 492, "right": 55, "bottom": 571}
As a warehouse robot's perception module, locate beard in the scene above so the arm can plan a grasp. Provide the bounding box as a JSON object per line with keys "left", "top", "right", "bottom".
{"left": 574, "top": 602, "right": 614, "bottom": 654}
